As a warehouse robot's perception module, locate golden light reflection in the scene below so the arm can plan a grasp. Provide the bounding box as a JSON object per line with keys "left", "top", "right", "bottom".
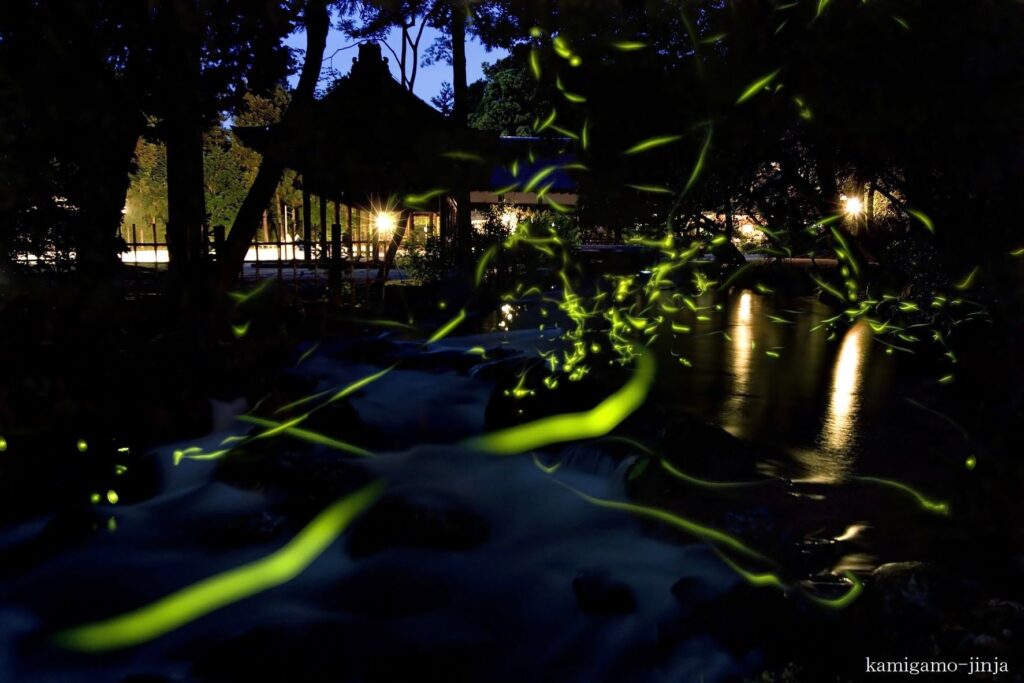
{"left": 721, "top": 290, "right": 754, "bottom": 436}
{"left": 800, "top": 321, "right": 871, "bottom": 482}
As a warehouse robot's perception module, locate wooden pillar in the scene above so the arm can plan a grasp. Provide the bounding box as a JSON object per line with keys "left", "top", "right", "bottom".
{"left": 302, "top": 187, "right": 312, "bottom": 261}
{"left": 347, "top": 204, "right": 355, "bottom": 262}
{"left": 319, "top": 193, "right": 328, "bottom": 259}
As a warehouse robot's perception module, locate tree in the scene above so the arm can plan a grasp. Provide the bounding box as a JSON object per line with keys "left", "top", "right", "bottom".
{"left": 468, "top": 53, "right": 550, "bottom": 136}
{"left": 219, "top": 0, "right": 331, "bottom": 283}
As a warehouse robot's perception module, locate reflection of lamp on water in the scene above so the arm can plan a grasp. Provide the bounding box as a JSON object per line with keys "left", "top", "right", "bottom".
{"left": 721, "top": 290, "right": 754, "bottom": 437}
{"left": 817, "top": 321, "right": 871, "bottom": 470}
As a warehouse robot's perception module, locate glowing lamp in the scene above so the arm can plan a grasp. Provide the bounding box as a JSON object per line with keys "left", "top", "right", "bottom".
{"left": 842, "top": 196, "right": 863, "bottom": 216}
{"left": 374, "top": 211, "right": 397, "bottom": 236}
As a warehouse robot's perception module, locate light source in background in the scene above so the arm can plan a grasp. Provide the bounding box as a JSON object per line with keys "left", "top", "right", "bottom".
{"left": 500, "top": 208, "right": 519, "bottom": 232}
{"left": 374, "top": 211, "right": 398, "bottom": 237}
{"left": 842, "top": 195, "right": 864, "bottom": 216}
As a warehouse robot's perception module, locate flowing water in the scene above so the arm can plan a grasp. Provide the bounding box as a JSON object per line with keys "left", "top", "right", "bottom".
{"left": 0, "top": 286, "right": 986, "bottom": 681}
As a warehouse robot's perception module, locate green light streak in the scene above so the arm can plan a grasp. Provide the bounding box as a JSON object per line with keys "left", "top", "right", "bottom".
{"left": 684, "top": 125, "right": 713, "bottom": 194}
{"left": 567, "top": 486, "right": 769, "bottom": 562}
{"left": 736, "top": 70, "right": 780, "bottom": 104}
{"left": 464, "top": 349, "right": 654, "bottom": 455}
{"left": 0, "top": 436, "right": 6, "bottom": 451}
{"left": 854, "top": 475, "right": 950, "bottom": 515}
{"left": 715, "top": 552, "right": 786, "bottom": 590}
{"left": 77, "top": 439, "right": 89, "bottom": 453}
{"left": 953, "top": 266, "right": 980, "bottom": 290}
{"left": 442, "top": 150, "right": 484, "bottom": 162}
{"left": 907, "top": 209, "right": 935, "bottom": 233}
{"left": 232, "top": 321, "right": 251, "bottom": 338}
{"left": 626, "top": 184, "right": 674, "bottom": 194}
{"left": 531, "top": 453, "right": 562, "bottom": 474}
{"left": 660, "top": 460, "right": 766, "bottom": 489}
{"left": 55, "top": 482, "right": 386, "bottom": 652}
{"left": 425, "top": 309, "right": 467, "bottom": 345}
{"left": 612, "top": 41, "right": 647, "bottom": 51}
{"left": 475, "top": 245, "right": 498, "bottom": 286}
{"left": 624, "top": 134, "right": 683, "bottom": 155}
{"left": 403, "top": 188, "right": 447, "bottom": 208}
{"left": 295, "top": 342, "right": 320, "bottom": 367}
{"left": 806, "top": 572, "right": 863, "bottom": 609}
{"left": 523, "top": 166, "right": 557, "bottom": 192}
{"left": 228, "top": 278, "right": 272, "bottom": 304}
{"left": 237, "top": 415, "right": 374, "bottom": 458}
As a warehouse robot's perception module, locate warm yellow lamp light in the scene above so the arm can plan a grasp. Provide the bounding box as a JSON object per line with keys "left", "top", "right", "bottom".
{"left": 374, "top": 211, "right": 397, "bottom": 236}
{"left": 842, "top": 195, "right": 863, "bottom": 216}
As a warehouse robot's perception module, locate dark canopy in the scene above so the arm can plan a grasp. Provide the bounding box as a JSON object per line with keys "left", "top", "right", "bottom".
{"left": 235, "top": 43, "right": 496, "bottom": 201}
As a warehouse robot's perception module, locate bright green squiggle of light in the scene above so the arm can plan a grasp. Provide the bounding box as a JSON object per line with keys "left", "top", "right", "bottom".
{"left": 425, "top": 309, "right": 467, "bottom": 345}
{"left": 54, "top": 481, "right": 386, "bottom": 652}
{"left": 715, "top": 551, "right": 786, "bottom": 590}
{"left": 228, "top": 277, "right": 273, "bottom": 304}
{"left": 232, "top": 321, "right": 251, "bottom": 338}
{"left": 403, "top": 188, "right": 447, "bottom": 208}
{"left": 806, "top": 572, "right": 863, "bottom": 609}
{"left": 853, "top": 475, "right": 950, "bottom": 515}
{"left": 237, "top": 415, "right": 374, "bottom": 458}
{"left": 531, "top": 453, "right": 561, "bottom": 474}
{"left": 659, "top": 459, "right": 768, "bottom": 489}
{"left": 953, "top": 266, "right": 980, "bottom": 291}
{"left": 476, "top": 245, "right": 498, "bottom": 285}
{"left": 276, "top": 364, "right": 396, "bottom": 415}
{"left": 463, "top": 349, "right": 654, "bottom": 455}
{"left": 566, "top": 485, "right": 769, "bottom": 563}
{"left": 907, "top": 209, "right": 935, "bottom": 234}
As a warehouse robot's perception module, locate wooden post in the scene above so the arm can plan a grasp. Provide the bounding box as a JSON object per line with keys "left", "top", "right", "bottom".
{"left": 319, "top": 194, "right": 328, "bottom": 260}
{"left": 302, "top": 187, "right": 312, "bottom": 261}
{"left": 330, "top": 219, "right": 341, "bottom": 293}
{"left": 261, "top": 209, "right": 270, "bottom": 243}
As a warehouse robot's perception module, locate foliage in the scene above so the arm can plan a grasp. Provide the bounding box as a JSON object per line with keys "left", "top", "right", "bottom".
{"left": 398, "top": 234, "right": 455, "bottom": 283}
{"left": 468, "top": 53, "right": 551, "bottom": 136}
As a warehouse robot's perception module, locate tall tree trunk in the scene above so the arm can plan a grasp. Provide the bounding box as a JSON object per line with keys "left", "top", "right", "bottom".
{"left": 450, "top": 0, "right": 473, "bottom": 269}
{"left": 161, "top": 0, "right": 207, "bottom": 276}
{"left": 219, "top": 0, "right": 330, "bottom": 284}
{"left": 75, "top": 110, "right": 143, "bottom": 284}
{"left": 377, "top": 209, "right": 411, "bottom": 282}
